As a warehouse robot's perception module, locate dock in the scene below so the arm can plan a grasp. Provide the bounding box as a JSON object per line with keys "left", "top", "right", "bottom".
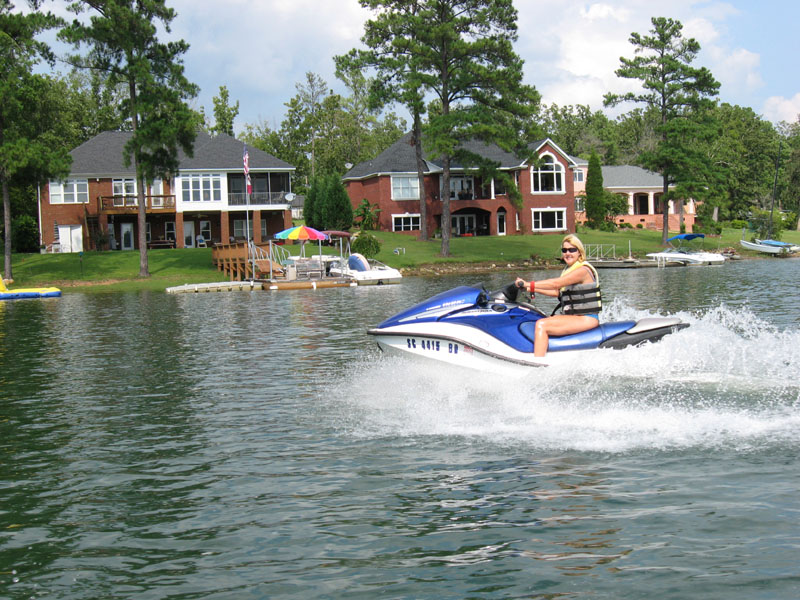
{"left": 164, "top": 240, "right": 358, "bottom": 293}
{"left": 166, "top": 279, "right": 357, "bottom": 294}
{"left": 592, "top": 259, "right": 682, "bottom": 268}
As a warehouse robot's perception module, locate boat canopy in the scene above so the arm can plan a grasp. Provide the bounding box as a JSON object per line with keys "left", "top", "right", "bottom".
{"left": 668, "top": 233, "right": 705, "bottom": 242}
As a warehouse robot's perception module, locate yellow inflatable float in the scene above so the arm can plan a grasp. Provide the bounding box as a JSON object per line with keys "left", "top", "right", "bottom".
{"left": 0, "top": 278, "right": 61, "bottom": 300}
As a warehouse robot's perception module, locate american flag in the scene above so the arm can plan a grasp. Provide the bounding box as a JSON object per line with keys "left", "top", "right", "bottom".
{"left": 243, "top": 144, "right": 252, "bottom": 194}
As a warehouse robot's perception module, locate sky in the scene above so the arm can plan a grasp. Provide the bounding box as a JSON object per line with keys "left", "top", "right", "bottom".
{"left": 39, "top": 0, "right": 800, "bottom": 134}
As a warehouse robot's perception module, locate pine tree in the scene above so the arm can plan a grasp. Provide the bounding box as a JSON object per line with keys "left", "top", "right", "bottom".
{"left": 344, "top": 0, "right": 540, "bottom": 256}
{"left": 1, "top": 3, "right": 70, "bottom": 279}
{"left": 60, "top": 0, "right": 198, "bottom": 276}
{"left": 584, "top": 152, "right": 606, "bottom": 228}
{"left": 604, "top": 17, "right": 719, "bottom": 244}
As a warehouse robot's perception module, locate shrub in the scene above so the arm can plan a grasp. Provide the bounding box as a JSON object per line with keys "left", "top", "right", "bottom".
{"left": 11, "top": 215, "right": 40, "bottom": 253}
{"left": 351, "top": 232, "right": 381, "bottom": 258}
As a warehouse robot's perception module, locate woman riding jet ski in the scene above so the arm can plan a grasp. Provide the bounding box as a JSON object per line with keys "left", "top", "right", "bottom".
{"left": 367, "top": 235, "right": 688, "bottom": 370}
{"left": 514, "top": 234, "right": 602, "bottom": 357}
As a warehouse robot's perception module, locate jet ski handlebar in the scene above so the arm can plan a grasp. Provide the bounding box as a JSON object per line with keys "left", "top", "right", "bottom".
{"left": 481, "top": 282, "right": 524, "bottom": 304}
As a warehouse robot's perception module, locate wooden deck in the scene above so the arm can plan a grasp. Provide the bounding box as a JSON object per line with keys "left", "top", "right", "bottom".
{"left": 211, "top": 241, "right": 334, "bottom": 282}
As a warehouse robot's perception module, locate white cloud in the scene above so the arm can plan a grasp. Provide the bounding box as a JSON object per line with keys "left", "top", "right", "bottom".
{"left": 762, "top": 93, "right": 800, "bottom": 124}
{"left": 579, "top": 3, "right": 631, "bottom": 22}
{"left": 169, "top": 0, "right": 370, "bottom": 128}
{"left": 707, "top": 46, "right": 763, "bottom": 94}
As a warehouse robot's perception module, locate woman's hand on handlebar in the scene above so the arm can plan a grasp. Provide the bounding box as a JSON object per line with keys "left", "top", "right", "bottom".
{"left": 515, "top": 277, "right": 526, "bottom": 289}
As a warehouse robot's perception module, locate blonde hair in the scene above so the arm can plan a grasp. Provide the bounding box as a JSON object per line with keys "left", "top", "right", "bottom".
{"left": 561, "top": 234, "right": 586, "bottom": 261}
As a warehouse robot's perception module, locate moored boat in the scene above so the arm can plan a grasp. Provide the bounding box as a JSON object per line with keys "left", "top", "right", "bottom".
{"left": 646, "top": 234, "right": 726, "bottom": 265}
{"left": 329, "top": 253, "right": 402, "bottom": 285}
{"left": 739, "top": 238, "right": 800, "bottom": 254}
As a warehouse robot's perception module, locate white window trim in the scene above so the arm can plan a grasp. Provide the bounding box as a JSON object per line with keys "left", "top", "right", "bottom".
{"left": 392, "top": 213, "right": 421, "bottom": 232}
{"left": 448, "top": 175, "right": 475, "bottom": 200}
{"left": 233, "top": 219, "right": 253, "bottom": 239}
{"left": 49, "top": 179, "right": 89, "bottom": 204}
{"left": 390, "top": 175, "right": 420, "bottom": 201}
{"left": 530, "top": 153, "right": 565, "bottom": 195}
{"left": 181, "top": 173, "right": 222, "bottom": 203}
{"left": 531, "top": 207, "right": 567, "bottom": 232}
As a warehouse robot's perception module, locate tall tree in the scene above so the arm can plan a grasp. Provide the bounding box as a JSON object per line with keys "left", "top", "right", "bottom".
{"left": 605, "top": 16, "right": 720, "bottom": 244}
{"left": 703, "top": 103, "right": 779, "bottom": 221}
{"left": 614, "top": 107, "right": 660, "bottom": 166}
{"left": 338, "top": 0, "right": 432, "bottom": 239}
{"left": 540, "top": 103, "right": 618, "bottom": 164}
{"left": 1, "top": 1, "right": 71, "bottom": 279}
{"left": 60, "top": 0, "right": 198, "bottom": 276}
{"left": 778, "top": 116, "right": 800, "bottom": 224}
{"left": 210, "top": 84, "right": 239, "bottom": 137}
{"left": 350, "top": 0, "right": 540, "bottom": 256}
{"left": 296, "top": 72, "right": 328, "bottom": 179}
{"left": 61, "top": 68, "right": 130, "bottom": 147}
{"left": 584, "top": 151, "right": 605, "bottom": 228}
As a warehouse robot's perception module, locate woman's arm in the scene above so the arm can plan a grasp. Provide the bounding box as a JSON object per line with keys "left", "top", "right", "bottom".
{"left": 515, "top": 266, "right": 592, "bottom": 295}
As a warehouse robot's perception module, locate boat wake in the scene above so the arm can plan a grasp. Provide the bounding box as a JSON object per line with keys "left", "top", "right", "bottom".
{"left": 328, "top": 302, "right": 800, "bottom": 453}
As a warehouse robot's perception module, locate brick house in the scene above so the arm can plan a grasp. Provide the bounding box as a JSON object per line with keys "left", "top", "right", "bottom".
{"left": 38, "top": 130, "right": 295, "bottom": 252}
{"left": 342, "top": 133, "right": 580, "bottom": 237}
{"left": 572, "top": 158, "right": 696, "bottom": 232}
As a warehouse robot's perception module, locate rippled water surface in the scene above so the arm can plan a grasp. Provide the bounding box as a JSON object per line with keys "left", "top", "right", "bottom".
{"left": 2, "top": 259, "right": 799, "bottom": 599}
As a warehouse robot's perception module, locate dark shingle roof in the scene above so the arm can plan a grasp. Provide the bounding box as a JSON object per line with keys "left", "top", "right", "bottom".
{"left": 68, "top": 130, "right": 293, "bottom": 176}
{"left": 602, "top": 165, "right": 663, "bottom": 188}
{"left": 344, "top": 132, "right": 534, "bottom": 180}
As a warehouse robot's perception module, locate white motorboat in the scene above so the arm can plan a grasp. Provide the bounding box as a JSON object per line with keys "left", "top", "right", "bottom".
{"left": 646, "top": 234, "right": 727, "bottom": 265}
{"left": 329, "top": 253, "right": 402, "bottom": 285}
{"left": 740, "top": 238, "right": 800, "bottom": 255}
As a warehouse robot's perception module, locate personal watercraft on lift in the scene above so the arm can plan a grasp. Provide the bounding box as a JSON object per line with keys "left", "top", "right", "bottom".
{"left": 367, "top": 282, "right": 689, "bottom": 370}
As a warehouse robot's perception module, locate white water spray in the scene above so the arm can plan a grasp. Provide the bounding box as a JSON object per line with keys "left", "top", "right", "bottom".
{"left": 330, "top": 304, "right": 800, "bottom": 453}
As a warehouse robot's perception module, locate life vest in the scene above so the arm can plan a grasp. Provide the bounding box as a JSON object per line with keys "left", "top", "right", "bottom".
{"left": 558, "top": 260, "right": 602, "bottom": 315}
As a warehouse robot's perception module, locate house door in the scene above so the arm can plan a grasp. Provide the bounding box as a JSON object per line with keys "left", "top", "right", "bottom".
{"left": 497, "top": 209, "right": 507, "bottom": 236}
{"left": 121, "top": 223, "right": 135, "bottom": 250}
{"left": 57, "top": 225, "right": 83, "bottom": 253}
{"left": 451, "top": 214, "right": 476, "bottom": 236}
{"left": 183, "top": 221, "right": 195, "bottom": 248}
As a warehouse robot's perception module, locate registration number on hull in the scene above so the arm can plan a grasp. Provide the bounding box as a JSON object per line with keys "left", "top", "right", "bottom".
{"left": 406, "top": 338, "right": 465, "bottom": 355}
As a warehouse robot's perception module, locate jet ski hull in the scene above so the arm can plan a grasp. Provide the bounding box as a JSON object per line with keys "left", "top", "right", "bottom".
{"left": 367, "top": 284, "right": 688, "bottom": 371}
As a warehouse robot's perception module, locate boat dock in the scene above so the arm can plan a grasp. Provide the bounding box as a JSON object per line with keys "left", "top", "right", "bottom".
{"left": 592, "top": 258, "right": 682, "bottom": 268}
{"left": 166, "top": 241, "right": 359, "bottom": 293}
{"left": 166, "top": 279, "right": 356, "bottom": 294}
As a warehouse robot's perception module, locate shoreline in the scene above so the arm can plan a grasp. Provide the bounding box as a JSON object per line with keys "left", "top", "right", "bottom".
{"left": 13, "top": 253, "right": 778, "bottom": 291}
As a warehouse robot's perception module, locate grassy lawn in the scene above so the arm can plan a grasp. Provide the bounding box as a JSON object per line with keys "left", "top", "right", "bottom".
{"left": 7, "top": 227, "right": 800, "bottom": 290}
{"left": 8, "top": 248, "right": 220, "bottom": 291}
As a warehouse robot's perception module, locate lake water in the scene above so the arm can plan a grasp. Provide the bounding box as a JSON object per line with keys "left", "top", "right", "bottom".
{"left": 2, "top": 259, "right": 799, "bottom": 599}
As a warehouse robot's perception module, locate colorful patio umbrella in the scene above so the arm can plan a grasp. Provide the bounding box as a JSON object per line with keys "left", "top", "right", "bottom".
{"left": 274, "top": 225, "right": 329, "bottom": 266}
{"left": 274, "top": 225, "right": 329, "bottom": 241}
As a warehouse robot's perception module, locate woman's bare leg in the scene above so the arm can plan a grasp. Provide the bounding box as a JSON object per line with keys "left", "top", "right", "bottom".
{"left": 534, "top": 315, "right": 599, "bottom": 357}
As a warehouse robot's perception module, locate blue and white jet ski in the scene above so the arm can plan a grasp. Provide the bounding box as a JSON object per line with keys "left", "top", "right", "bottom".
{"left": 368, "top": 283, "right": 688, "bottom": 369}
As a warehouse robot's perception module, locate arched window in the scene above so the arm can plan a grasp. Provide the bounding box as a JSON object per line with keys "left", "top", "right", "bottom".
{"left": 531, "top": 155, "right": 564, "bottom": 193}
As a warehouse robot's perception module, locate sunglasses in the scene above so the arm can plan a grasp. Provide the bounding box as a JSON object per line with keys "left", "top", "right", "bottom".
{"left": 561, "top": 247, "right": 579, "bottom": 254}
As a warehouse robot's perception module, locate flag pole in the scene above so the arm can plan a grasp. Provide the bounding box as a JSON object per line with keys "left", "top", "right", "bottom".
{"left": 243, "top": 144, "right": 255, "bottom": 280}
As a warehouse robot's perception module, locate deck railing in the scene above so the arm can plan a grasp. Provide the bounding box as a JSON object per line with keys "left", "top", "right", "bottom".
{"left": 228, "top": 192, "right": 292, "bottom": 206}
{"left": 98, "top": 195, "right": 176, "bottom": 212}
